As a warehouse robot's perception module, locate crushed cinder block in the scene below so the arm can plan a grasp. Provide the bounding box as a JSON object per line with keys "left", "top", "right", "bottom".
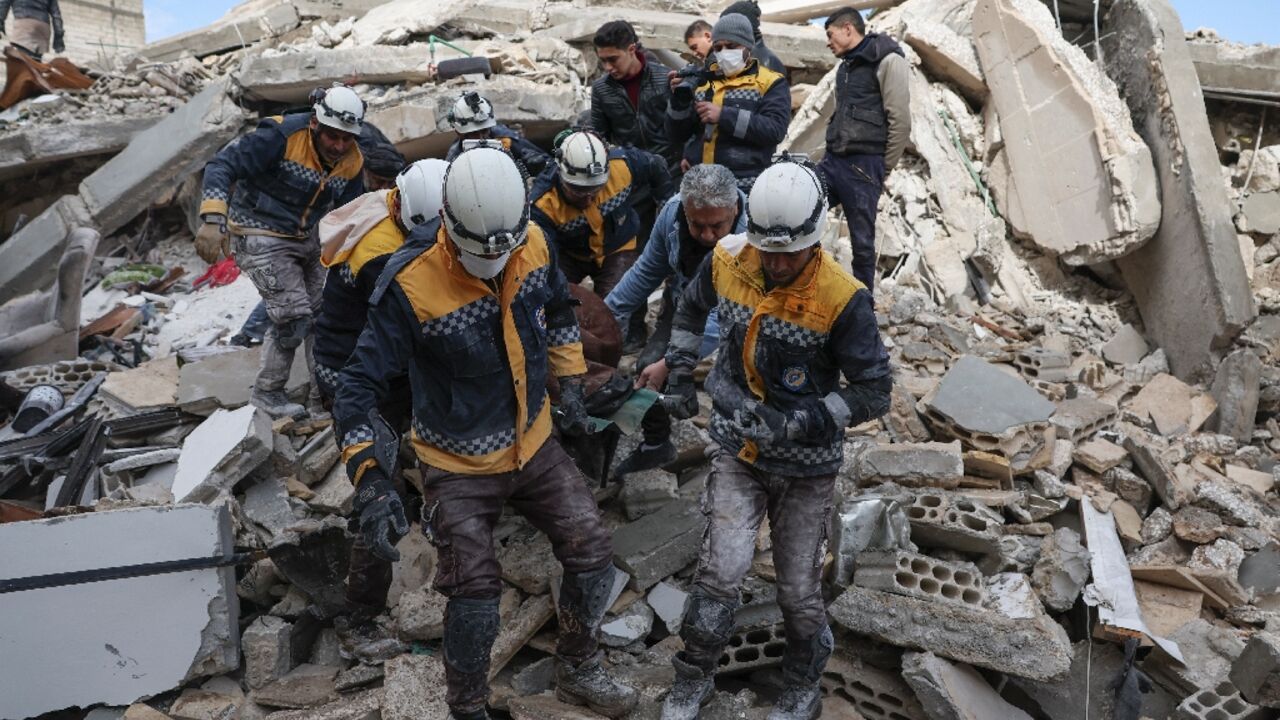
{"left": 854, "top": 549, "right": 986, "bottom": 608}
{"left": 829, "top": 582, "right": 1071, "bottom": 681}
{"left": 901, "top": 651, "right": 1033, "bottom": 720}
{"left": 1073, "top": 438, "right": 1127, "bottom": 474}
{"left": 719, "top": 621, "right": 786, "bottom": 674}
{"left": 1102, "top": 0, "right": 1256, "bottom": 378}
{"left": 1030, "top": 527, "right": 1091, "bottom": 612}
{"left": 1051, "top": 397, "right": 1118, "bottom": 443}
{"left": 612, "top": 498, "right": 704, "bottom": 591}
{"left": 1014, "top": 347, "right": 1071, "bottom": 383}
{"left": 244, "top": 616, "right": 296, "bottom": 691}
{"left": 79, "top": 79, "right": 245, "bottom": 236}
{"left": 171, "top": 405, "right": 272, "bottom": 502}
{"left": 0, "top": 504, "right": 239, "bottom": 719}
{"left": 1174, "top": 681, "right": 1264, "bottom": 720}
{"left": 822, "top": 649, "right": 928, "bottom": 720}
{"left": 855, "top": 440, "right": 964, "bottom": 489}
{"left": 919, "top": 356, "right": 1056, "bottom": 472}
{"left": 1231, "top": 632, "right": 1280, "bottom": 709}
{"left": 974, "top": 0, "right": 1159, "bottom": 265}
{"left": 906, "top": 491, "right": 1003, "bottom": 555}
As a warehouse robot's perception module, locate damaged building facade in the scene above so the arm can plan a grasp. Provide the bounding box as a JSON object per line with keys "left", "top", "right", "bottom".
{"left": 0, "top": 0, "right": 1277, "bottom": 718}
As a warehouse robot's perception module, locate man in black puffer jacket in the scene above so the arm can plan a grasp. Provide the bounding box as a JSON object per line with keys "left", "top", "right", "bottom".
{"left": 589, "top": 20, "right": 678, "bottom": 173}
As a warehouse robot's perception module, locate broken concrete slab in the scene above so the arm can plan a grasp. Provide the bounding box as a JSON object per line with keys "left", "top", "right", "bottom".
{"left": 1073, "top": 438, "right": 1127, "bottom": 473}
{"left": 100, "top": 356, "right": 180, "bottom": 412}
{"left": 904, "top": 19, "right": 986, "bottom": 102}
{"left": 1148, "top": 618, "right": 1245, "bottom": 697}
{"left": 1188, "top": 38, "right": 1280, "bottom": 102}
{"left": 973, "top": 0, "right": 1160, "bottom": 266}
{"left": 260, "top": 686, "right": 382, "bottom": 720}
{"left": 79, "top": 78, "right": 246, "bottom": 236}
{"left": 902, "top": 651, "right": 1033, "bottom": 720}
{"left": 251, "top": 664, "right": 340, "bottom": 710}
{"left": 0, "top": 194, "right": 90, "bottom": 306}
{"left": 1030, "top": 527, "right": 1091, "bottom": 612}
{"left": 0, "top": 117, "right": 160, "bottom": 182}
{"left": 176, "top": 346, "right": 310, "bottom": 410}
{"left": 620, "top": 468, "right": 679, "bottom": 520}
{"left": 244, "top": 476, "right": 304, "bottom": 537}
{"left": 646, "top": 581, "right": 688, "bottom": 635}
{"left": 601, "top": 598, "right": 655, "bottom": 647}
{"left": 0, "top": 504, "right": 239, "bottom": 719}
{"left": 1101, "top": 0, "right": 1256, "bottom": 379}
{"left": 613, "top": 498, "right": 704, "bottom": 591}
{"left": 906, "top": 490, "right": 1004, "bottom": 555}
{"left": 141, "top": 1, "right": 301, "bottom": 63}
{"left": 381, "top": 654, "right": 448, "bottom": 720}
{"left": 1129, "top": 373, "right": 1218, "bottom": 436}
{"left": 170, "top": 688, "right": 241, "bottom": 720}
{"left": 1006, "top": 640, "right": 1128, "bottom": 720}
{"left": 1210, "top": 349, "right": 1263, "bottom": 443}
{"left": 1101, "top": 323, "right": 1150, "bottom": 366}
{"left": 855, "top": 440, "right": 964, "bottom": 489}
{"left": 828, "top": 583, "right": 1071, "bottom": 681}
{"left": 238, "top": 45, "right": 435, "bottom": 104}
{"left": 172, "top": 405, "right": 272, "bottom": 503}
{"left": 243, "top": 616, "right": 296, "bottom": 691}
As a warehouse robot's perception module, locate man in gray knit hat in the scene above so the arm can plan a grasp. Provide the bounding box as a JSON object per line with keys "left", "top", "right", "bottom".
{"left": 666, "top": 12, "right": 790, "bottom": 188}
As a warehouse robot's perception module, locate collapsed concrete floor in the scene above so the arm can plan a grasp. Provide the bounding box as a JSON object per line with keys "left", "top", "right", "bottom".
{"left": 0, "top": 0, "right": 1278, "bottom": 718}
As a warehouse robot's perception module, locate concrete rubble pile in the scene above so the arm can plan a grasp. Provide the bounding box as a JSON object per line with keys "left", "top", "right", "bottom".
{"left": 0, "top": 0, "right": 1278, "bottom": 718}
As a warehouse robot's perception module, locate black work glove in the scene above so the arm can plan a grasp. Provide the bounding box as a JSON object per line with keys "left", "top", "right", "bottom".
{"left": 661, "top": 367, "right": 698, "bottom": 420}
{"left": 729, "top": 399, "right": 823, "bottom": 448}
{"left": 52, "top": 33, "right": 65, "bottom": 53}
{"left": 555, "top": 377, "right": 590, "bottom": 436}
{"left": 351, "top": 468, "right": 409, "bottom": 563}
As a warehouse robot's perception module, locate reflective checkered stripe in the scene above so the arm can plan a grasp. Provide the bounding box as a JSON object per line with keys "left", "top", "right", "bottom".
{"left": 598, "top": 184, "right": 632, "bottom": 216}
{"left": 760, "top": 315, "right": 825, "bottom": 350}
{"left": 338, "top": 264, "right": 357, "bottom": 287}
{"left": 708, "top": 408, "right": 843, "bottom": 475}
{"left": 202, "top": 187, "right": 229, "bottom": 203}
{"left": 515, "top": 265, "right": 549, "bottom": 301}
{"left": 547, "top": 325, "right": 581, "bottom": 346}
{"left": 722, "top": 88, "right": 762, "bottom": 103}
{"left": 315, "top": 363, "right": 341, "bottom": 391}
{"left": 422, "top": 296, "right": 500, "bottom": 338}
{"left": 343, "top": 424, "right": 374, "bottom": 448}
{"left": 716, "top": 299, "right": 754, "bottom": 337}
{"left": 414, "top": 417, "right": 515, "bottom": 457}
{"left": 280, "top": 159, "right": 324, "bottom": 186}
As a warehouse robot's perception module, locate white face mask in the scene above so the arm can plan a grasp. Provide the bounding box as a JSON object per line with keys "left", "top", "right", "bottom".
{"left": 457, "top": 249, "right": 512, "bottom": 279}
{"left": 715, "top": 48, "right": 747, "bottom": 76}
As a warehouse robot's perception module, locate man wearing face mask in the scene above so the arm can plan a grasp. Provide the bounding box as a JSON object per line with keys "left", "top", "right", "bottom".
{"left": 719, "top": 1, "right": 786, "bottom": 75}
{"left": 530, "top": 130, "right": 673, "bottom": 305}
{"left": 658, "top": 159, "right": 892, "bottom": 720}
{"left": 334, "top": 146, "right": 638, "bottom": 720}
{"left": 666, "top": 13, "right": 791, "bottom": 189}
{"left": 196, "top": 83, "right": 366, "bottom": 420}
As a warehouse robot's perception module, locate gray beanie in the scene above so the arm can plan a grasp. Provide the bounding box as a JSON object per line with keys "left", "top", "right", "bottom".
{"left": 712, "top": 13, "right": 755, "bottom": 49}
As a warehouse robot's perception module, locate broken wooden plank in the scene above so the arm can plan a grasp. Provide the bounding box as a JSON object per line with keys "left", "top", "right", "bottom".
{"left": 1128, "top": 565, "right": 1231, "bottom": 611}
{"left": 489, "top": 595, "right": 555, "bottom": 681}
{"left": 53, "top": 415, "right": 108, "bottom": 508}
{"left": 1133, "top": 580, "right": 1203, "bottom": 638}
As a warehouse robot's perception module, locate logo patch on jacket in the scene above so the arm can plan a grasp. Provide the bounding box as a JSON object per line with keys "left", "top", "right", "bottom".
{"left": 782, "top": 365, "right": 808, "bottom": 391}
{"left": 536, "top": 306, "right": 547, "bottom": 330}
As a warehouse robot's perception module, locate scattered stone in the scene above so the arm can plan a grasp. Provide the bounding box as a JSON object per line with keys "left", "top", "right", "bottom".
{"left": 251, "top": 664, "right": 340, "bottom": 709}
{"left": 1102, "top": 324, "right": 1151, "bottom": 366}
{"left": 171, "top": 405, "right": 272, "bottom": 502}
{"left": 1210, "top": 349, "right": 1263, "bottom": 442}
{"left": 620, "top": 468, "right": 679, "bottom": 520}
{"left": 1188, "top": 539, "right": 1246, "bottom": 576}
{"left": 1141, "top": 507, "right": 1175, "bottom": 544}
{"left": 1031, "top": 527, "right": 1092, "bottom": 612}
{"left": 902, "top": 651, "right": 1033, "bottom": 720}
{"left": 169, "top": 689, "right": 242, "bottom": 720}
{"left": 1231, "top": 632, "right": 1280, "bottom": 709}
{"left": 381, "top": 654, "right": 448, "bottom": 720}
{"left": 601, "top": 599, "right": 655, "bottom": 647}
{"left": 646, "top": 581, "right": 689, "bottom": 634}
{"left": 243, "top": 616, "right": 296, "bottom": 691}
{"left": 334, "top": 663, "right": 384, "bottom": 693}
{"left": 856, "top": 440, "right": 964, "bottom": 488}
{"left": 511, "top": 657, "right": 557, "bottom": 696}
{"left": 1074, "top": 439, "right": 1127, "bottom": 474}
{"left": 394, "top": 587, "right": 448, "bottom": 641}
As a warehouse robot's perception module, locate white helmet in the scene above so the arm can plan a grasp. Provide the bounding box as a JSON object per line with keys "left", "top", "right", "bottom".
{"left": 556, "top": 131, "right": 610, "bottom": 188}
{"left": 396, "top": 159, "right": 449, "bottom": 228}
{"left": 448, "top": 91, "right": 497, "bottom": 134}
{"left": 746, "top": 159, "right": 828, "bottom": 253}
{"left": 442, "top": 147, "right": 529, "bottom": 256}
{"left": 313, "top": 84, "right": 365, "bottom": 135}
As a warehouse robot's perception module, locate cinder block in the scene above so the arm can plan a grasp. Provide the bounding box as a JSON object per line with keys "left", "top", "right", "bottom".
{"left": 854, "top": 550, "right": 986, "bottom": 608}
{"left": 822, "top": 650, "right": 928, "bottom": 720}
{"left": 1014, "top": 348, "right": 1071, "bottom": 383}
{"left": 1051, "top": 397, "right": 1119, "bottom": 442}
{"left": 717, "top": 623, "right": 786, "bottom": 675}
{"left": 1231, "top": 633, "right": 1280, "bottom": 709}
{"left": 906, "top": 491, "right": 1004, "bottom": 555}
{"left": 1174, "top": 681, "right": 1265, "bottom": 720}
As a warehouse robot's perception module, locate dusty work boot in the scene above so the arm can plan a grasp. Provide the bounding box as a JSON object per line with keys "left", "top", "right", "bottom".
{"left": 556, "top": 651, "right": 638, "bottom": 717}
{"left": 333, "top": 612, "right": 405, "bottom": 664}
{"left": 252, "top": 335, "right": 306, "bottom": 419}
{"left": 611, "top": 439, "right": 677, "bottom": 481}
{"left": 767, "top": 625, "right": 834, "bottom": 720}
{"left": 443, "top": 597, "right": 501, "bottom": 718}
{"left": 662, "top": 593, "right": 736, "bottom": 719}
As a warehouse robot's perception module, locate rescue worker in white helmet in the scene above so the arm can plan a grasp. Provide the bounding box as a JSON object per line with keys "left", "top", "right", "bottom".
{"left": 530, "top": 129, "right": 673, "bottom": 311}
{"left": 196, "top": 83, "right": 366, "bottom": 419}
{"left": 334, "top": 146, "right": 639, "bottom": 720}
{"left": 658, "top": 157, "right": 892, "bottom": 720}
{"left": 444, "top": 90, "right": 551, "bottom": 176}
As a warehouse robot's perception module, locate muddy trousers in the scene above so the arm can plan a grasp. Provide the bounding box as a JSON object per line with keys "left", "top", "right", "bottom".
{"left": 679, "top": 450, "right": 836, "bottom": 672}
{"left": 817, "top": 152, "right": 885, "bottom": 292}
{"left": 233, "top": 233, "right": 325, "bottom": 394}
{"left": 419, "top": 439, "right": 615, "bottom": 713}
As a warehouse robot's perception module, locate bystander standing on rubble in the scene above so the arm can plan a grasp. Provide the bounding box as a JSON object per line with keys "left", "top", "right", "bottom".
{"left": 816, "top": 7, "right": 910, "bottom": 291}
{"left": 531, "top": 130, "right": 673, "bottom": 314}
{"left": 590, "top": 20, "right": 678, "bottom": 173}
{"left": 684, "top": 19, "right": 713, "bottom": 60}
{"left": 719, "top": 0, "right": 786, "bottom": 75}
{"left": 0, "top": 0, "right": 63, "bottom": 56}
{"left": 444, "top": 90, "right": 550, "bottom": 176}
{"left": 605, "top": 162, "right": 744, "bottom": 392}
{"left": 334, "top": 146, "right": 638, "bottom": 720}
{"left": 666, "top": 13, "right": 791, "bottom": 188}
{"left": 659, "top": 158, "right": 891, "bottom": 720}
{"left": 196, "top": 83, "right": 366, "bottom": 420}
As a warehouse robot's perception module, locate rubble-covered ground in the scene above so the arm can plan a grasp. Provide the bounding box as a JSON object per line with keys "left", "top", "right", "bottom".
{"left": 0, "top": 0, "right": 1278, "bottom": 718}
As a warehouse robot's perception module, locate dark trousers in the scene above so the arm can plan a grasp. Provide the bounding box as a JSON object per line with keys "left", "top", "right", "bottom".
{"left": 817, "top": 152, "right": 886, "bottom": 291}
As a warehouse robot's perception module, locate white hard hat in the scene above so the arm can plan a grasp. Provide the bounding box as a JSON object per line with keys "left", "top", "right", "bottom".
{"left": 556, "top": 131, "right": 610, "bottom": 188}
{"left": 746, "top": 159, "right": 828, "bottom": 253}
{"left": 396, "top": 159, "right": 449, "bottom": 228}
{"left": 313, "top": 85, "right": 365, "bottom": 135}
{"left": 449, "top": 91, "right": 497, "bottom": 134}
{"left": 442, "top": 147, "right": 529, "bottom": 256}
